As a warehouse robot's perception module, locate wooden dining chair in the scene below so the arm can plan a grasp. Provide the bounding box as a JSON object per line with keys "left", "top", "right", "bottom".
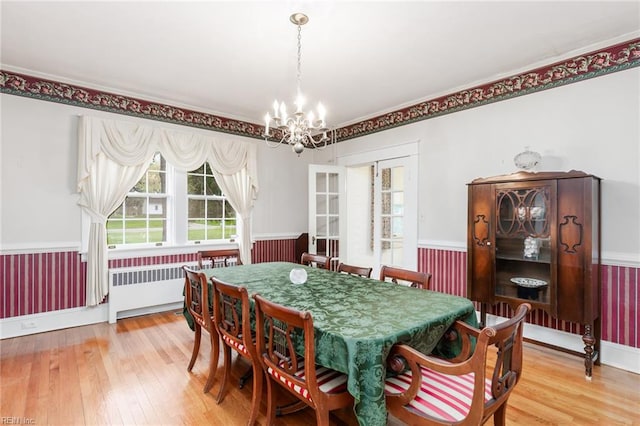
{"left": 183, "top": 266, "right": 219, "bottom": 393}
{"left": 211, "top": 277, "right": 262, "bottom": 426}
{"left": 379, "top": 265, "right": 431, "bottom": 289}
{"left": 197, "top": 248, "right": 242, "bottom": 269}
{"left": 300, "top": 252, "right": 332, "bottom": 270}
{"left": 385, "top": 303, "right": 531, "bottom": 426}
{"left": 337, "top": 262, "right": 373, "bottom": 278}
{"left": 253, "top": 294, "right": 354, "bottom": 426}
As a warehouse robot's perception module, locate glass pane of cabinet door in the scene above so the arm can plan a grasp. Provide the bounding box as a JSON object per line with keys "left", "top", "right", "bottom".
{"left": 494, "top": 181, "right": 556, "bottom": 306}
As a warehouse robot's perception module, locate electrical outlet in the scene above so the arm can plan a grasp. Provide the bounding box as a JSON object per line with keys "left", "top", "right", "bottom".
{"left": 21, "top": 321, "right": 37, "bottom": 329}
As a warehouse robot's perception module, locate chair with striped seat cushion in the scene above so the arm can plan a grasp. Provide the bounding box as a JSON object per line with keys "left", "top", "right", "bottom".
{"left": 337, "top": 262, "right": 373, "bottom": 278}
{"left": 385, "top": 303, "right": 531, "bottom": 426}
{"left": 183, "top": 266, "right": 220, "bottom": 394}
{"left": 380, "top": 265, "right": 431, "bottom": 289}
{"left": 254, "top": 294, "right": 354, "bottom": 426}
{"left": 300, "top": 252, "right": 333, "bottom": 270}
{"left": 198, "top": 248, "right": 243, "bottom": 269}
{"left": 212, "top": 277, "right": 262, "bottom": 426}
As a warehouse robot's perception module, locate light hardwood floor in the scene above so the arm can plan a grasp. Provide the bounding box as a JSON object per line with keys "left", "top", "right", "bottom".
{"left": 1, "top": 311, "right": 639, "bottom": 425}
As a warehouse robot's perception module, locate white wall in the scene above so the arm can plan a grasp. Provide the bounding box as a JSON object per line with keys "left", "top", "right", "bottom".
{"left": 324, "top": 68, "right": 640, "bottom": 264}
{"left": 0, "top": 94, "right": 310, "bottom": 251}
{"left": 2, "top": 67, "right": 639, "bottom": 263}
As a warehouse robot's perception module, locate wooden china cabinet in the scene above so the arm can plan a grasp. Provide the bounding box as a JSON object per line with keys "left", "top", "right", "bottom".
{"left": 467, "top": 170, "right": 601, "bottom": 378}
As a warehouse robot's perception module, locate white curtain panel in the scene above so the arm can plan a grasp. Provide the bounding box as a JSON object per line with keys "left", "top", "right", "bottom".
{"left": 77, "top": 116, "right": 258, "bottom": 306}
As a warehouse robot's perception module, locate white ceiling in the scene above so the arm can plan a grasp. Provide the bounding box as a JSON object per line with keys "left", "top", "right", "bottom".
{"left": 2, "top": 1, "right": 639, "bottom": 128}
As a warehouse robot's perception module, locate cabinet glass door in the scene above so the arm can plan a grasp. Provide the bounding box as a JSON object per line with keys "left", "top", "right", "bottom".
{"left": 494, "top": 181, "right": 555, "bottom": 306}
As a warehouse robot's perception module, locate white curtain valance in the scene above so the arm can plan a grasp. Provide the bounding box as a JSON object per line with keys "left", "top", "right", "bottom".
{"left": 77, "top": 115, "right": 259, "bottom": 306}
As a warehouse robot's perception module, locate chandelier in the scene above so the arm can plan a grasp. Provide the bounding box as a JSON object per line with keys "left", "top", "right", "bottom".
{"left": 263, "top": 13, "right": 331, "bottom": 155}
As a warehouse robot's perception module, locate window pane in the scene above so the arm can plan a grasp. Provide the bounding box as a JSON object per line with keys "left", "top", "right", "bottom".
{"left": 132, "top": 176, "right": 147, "bottom": 193}
{"left": 224, "top": 200, "right": 235, "bottom": 217}
{"left": 106, "top": 220, "right": 124, "bottom": 245}
{"left": 149, "top": 219, "right": 166, "bottom": 243}
{"left": 206, "top": 176, "right": 221, "bottom": 196}
{"left": 224, "top": 219, "right": 236, "bottom": 237}
{"left": 207, "top": 199, "right": 223, "bottom": 218}
{"left": 125, "top": 198, "right": 145, "bottom": 218}
{"left": 207, "top": 221, "right": 222, "bottom": 239}
{"left": 148, "top": 197, "right": 165, "bottom": 216}
{"left": 147, "top": 171, "right": 165, "bottom": 194}
{"left": 188, "top": 220, "right": 205, "bottom": 241}
{"left": 125, "top": 221, "right": 147, "bottom": 244}
{"left": 189, "top": 199, "right": 205, "bottom": 218}
{"left": 188, "top": 174, "right": 204, "bottom": 196}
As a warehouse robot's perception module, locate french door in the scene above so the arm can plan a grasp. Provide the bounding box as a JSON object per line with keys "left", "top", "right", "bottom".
{"left": 372, "top": 156, "right": 418, "bottom": 274}
{"left": 308, "top": 165, "right": 345, "bottom": 270}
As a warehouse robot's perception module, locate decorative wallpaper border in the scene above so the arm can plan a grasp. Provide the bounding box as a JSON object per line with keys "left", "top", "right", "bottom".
{"left": 1, "top": 38, "right": 638, "bottom": 142}
{"left": 336, "top": 38, "right": 640, "bottom": 141}
{"left": 0, "top": 72, "right": 265, "bottom": 139}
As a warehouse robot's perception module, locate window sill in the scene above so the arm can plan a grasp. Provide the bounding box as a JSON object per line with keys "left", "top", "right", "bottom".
{"left": 80, "top": 241, "right": 239, "bottom": 262}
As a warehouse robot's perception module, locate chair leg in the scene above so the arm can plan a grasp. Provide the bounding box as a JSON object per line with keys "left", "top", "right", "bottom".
{"left": 188, "top": 325, "right": 201, "bottom": 372}
{"left": 247, "top": 362, "right": 263, "bottom": 426}
{"left": 216, "top": 345, "right": 232, "bottom": 403}
{"left": 494, "top": 404, "right": 507, "bottom": 426}
{"left": 203, "top": 331, "right": 220, "bottom": 393}
{"left": 316, "top": 408, "right": 330, "bottom": 426}
{"left": 265, "top": 376, "right": 277, "bottom": 426}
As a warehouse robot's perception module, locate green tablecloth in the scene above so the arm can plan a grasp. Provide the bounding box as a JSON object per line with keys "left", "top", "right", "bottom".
{"left": 188, "top": 262, "right": 477, "bottom": 426}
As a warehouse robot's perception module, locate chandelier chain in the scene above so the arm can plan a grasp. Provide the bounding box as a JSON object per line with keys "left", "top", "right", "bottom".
{"left": 296, "top": 24, "right": 302, "bottom": 96}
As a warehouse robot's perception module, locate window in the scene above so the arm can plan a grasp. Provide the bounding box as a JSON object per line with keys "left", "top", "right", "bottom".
{"left": 107, "top": 153, "right": 168, "bottom": 245}
{"left": 106, "top": 155, "right": 236, "bottom": 248}
{"left": 187, "top": 163, "right": 236, "bottom": 242}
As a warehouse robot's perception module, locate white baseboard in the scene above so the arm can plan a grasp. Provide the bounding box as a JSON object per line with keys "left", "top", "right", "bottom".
{"left": 0, "top": 302, "right": 185, "bottom": 340}
{"left": 485, "top": 313, "right": 640, "bottom": 375}
{"left": 0, "top": 305, "right": 108, "bottom": 339}
{"left": 114, "top": 302, "right": 184, "bottom": 321}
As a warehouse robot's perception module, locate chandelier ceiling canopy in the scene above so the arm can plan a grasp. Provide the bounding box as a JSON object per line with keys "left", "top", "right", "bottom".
{"left": 263, "top": 13, "right": 332, "bottom": 155}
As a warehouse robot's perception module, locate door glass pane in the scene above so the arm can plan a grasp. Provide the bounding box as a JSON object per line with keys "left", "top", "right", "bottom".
{"left": 316, "top": 173, "right": 327, "bottom": 192}
{"left": 381, "top": 168, "right": 391, "bottom": 190}
{"left": 382, "top": 192, "right": 391, "bottom": 215}
{"left": 391, "top": 167, "right": 404, "bottom": 191}
{"left": 316, "top": 194, "right": 327, "bottom": 215}
{"left": 329, "top": 216, "right": 339, "bottom": 235}
{"left": 316, "top": 216, "right": 327, "bottom": 236}
{"left": 379, "top": 165, "right": 405, "bottom": 267}
{"left": 392, "top": 217, "right": 403, "bottom": 237}
{"left": 392, "top": 192, "right": 404, "bottom": 215}
{"left": 329, "top": 194, "right": 339, "bottom": 215}
{"left": 328, "top": 172, "right": 339, "bottom": 192}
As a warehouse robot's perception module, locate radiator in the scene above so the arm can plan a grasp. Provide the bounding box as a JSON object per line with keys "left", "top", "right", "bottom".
{"left": 108, "top": 262, "right": 197, "bottom": 323}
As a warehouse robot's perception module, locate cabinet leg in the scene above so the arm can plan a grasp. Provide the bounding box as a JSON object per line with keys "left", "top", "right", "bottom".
{"left": 582, "top": 324, "right": 598, "bottom": 380}
{"left": 480, "top": 304, "right": 487, "bottom": 328}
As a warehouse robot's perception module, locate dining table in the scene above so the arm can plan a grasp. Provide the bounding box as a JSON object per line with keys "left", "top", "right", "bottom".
{"left": 188, "top": 261, "right": 478, "bottom": 426}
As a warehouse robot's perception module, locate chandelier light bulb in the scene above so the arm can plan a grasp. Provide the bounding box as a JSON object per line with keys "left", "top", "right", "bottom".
{"left": 317, "top": 103, "right": 326, "bottom": 122}
{"left": 295, "top": 93, "right": 305, "bottom": 113}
